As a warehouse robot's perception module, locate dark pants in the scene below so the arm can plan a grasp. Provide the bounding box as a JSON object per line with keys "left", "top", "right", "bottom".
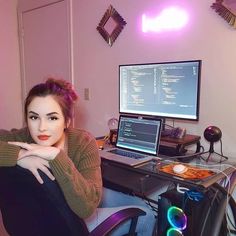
{"left": 0, "top": 166, "right": 88, "bottom": 236}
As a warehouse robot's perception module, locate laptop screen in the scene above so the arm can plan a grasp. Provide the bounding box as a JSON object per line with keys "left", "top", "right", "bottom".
{"left": 116, "top": 115, "right": 162, "bottom": 155}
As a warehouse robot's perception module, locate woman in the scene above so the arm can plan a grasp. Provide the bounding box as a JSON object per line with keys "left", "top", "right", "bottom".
{"left": 0, "top": 78, "right": 156, "bottom": 236}
{"left": 0, "top": 78, "right": 102, "bottom": 235}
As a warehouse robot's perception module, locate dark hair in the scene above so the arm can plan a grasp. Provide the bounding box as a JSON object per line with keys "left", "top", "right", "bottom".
{"left": 24, "top": 78, "right": 78, "bottom": 124}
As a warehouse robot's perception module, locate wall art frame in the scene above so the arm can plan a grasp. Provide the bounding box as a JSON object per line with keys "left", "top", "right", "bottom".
{"left": 211, "top": 0, "right": 236, "bottom": 28}
{"left": 97, "top": 5, "right": 127, "bottom": 46}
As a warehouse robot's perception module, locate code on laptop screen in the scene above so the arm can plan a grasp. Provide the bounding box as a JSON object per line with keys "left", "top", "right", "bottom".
{"left": 116, "top": 116, "right": 162, "bottom": 155}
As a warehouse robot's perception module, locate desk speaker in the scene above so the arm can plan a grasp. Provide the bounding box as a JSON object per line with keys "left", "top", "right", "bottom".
{"left": 157, "top": 188, "right": 226, "bottom": 236}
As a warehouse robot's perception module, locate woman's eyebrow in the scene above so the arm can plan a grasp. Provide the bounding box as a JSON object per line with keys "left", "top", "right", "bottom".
{"left": 28, "top": 111, "right": 38, "bottom": 115}
{"left": 47, "top": 112, "right": 59, "bottom": 116}
{"left": 28, "top": 111, "right": 59, "bottom": 116}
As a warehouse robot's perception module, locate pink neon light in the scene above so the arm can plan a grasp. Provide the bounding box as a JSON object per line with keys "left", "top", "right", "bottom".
{"left": 142, "top": 7, "right": 189, "bottom": 32}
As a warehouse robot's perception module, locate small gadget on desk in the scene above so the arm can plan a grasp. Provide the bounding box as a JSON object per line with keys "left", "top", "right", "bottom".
{"left": 161, "top": 127, "right": 186, "bottom": 139}
{"left": 107, "top": 118, "right": 118, "bottom": 145}
{"left": 99, "top": 115, "right": 162, "bottom": 166}
{"left": 173, "top": 164, "right": 188, "bottom": 174}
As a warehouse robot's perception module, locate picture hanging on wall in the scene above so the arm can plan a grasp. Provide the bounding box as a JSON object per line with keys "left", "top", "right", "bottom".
{"left": 211, "top": 0, "right": 236, "bottom": 28}
{"left": 97, "top": 5, "right": 127, "bottom": 46}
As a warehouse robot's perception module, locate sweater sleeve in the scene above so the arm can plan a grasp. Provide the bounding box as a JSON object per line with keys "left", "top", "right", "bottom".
{"left": 49, "top": 130, "right": 102, "bottom": 219}
{"left": 0, "top": 128, "right": 29, "bottom": 166}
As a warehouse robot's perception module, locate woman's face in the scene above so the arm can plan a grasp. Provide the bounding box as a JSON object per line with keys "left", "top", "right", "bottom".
{"left": 27, "top": 95, "right": 67, "bottom": 147}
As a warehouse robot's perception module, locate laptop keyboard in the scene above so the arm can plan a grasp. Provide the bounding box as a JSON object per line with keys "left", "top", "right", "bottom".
{"left": 109, "top": 149, "right": 147, "bottom": 159}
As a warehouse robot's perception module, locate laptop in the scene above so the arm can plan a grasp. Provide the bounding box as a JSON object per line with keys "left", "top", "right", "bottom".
{"left": 99, "top": 115, "right": 162, "bottom": 166}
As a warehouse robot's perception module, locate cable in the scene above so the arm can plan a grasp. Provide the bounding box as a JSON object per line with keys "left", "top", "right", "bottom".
{"left": 158, "top": 145, "right": 208, "bottom": 161}
{"left": 129, "top": 189, "right": 158, "bottom": 214}
{"left": 176, "top": 183, "right": 189, "bottom": 194}
{"left": 199, "top": 186, "right": 224, "bottom": 236}
{"left": 192, "top": 165, "right": 236, "bottom": 235}
{"left": 162, "top": 149, "right": 204, "bottom": 160}
{"left": 193, "top": 163, "right": 232, "bottom": 190}
{"left": 208, "top": 183, "right": 236, "bottom": 236}
{"left": 227, "top": 209, "right": 236, "bottom": 231}
{"left": 144, "top": 198, "right": 158, "bottom": 214}
{"left": 163, "top": 123, "right": 175, "bottom": 129}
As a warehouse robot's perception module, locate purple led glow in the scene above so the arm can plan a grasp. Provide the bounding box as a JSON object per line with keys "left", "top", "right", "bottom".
{"left": 142, "top": 7, "right": 189, "bottom": 32}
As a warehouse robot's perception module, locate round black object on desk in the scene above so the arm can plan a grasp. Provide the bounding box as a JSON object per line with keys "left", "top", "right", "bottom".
{"left": 204, "top": 126, "right": 222, "bottom": 143}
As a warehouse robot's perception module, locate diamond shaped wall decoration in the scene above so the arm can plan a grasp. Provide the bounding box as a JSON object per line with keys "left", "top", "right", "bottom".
{"left": 97, "top": 5, "right": 127, "bottom": 46}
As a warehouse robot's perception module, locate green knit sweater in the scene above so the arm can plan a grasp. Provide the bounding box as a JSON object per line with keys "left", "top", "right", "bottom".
{"left": 0, "top": 127, "right": 102, "bottom": 219}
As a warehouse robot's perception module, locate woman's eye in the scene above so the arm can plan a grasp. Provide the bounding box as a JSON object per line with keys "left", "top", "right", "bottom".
{"left": 49, "top": 116, "right": 59, "bottom": 121}
{"left": 29, "top": 116, "right": 38, "bottom": 120}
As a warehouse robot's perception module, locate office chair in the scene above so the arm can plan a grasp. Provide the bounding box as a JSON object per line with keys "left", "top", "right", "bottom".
{"left": 87, "top": 207, "right": 146, "bottom": 236}
{"left": 0, "top": 167, "right": 146, "bottom": 236}
{"left": 0, "top": 207, "right": 145, "bottom": 236}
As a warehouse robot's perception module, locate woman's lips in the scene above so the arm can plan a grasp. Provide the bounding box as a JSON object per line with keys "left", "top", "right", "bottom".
{"left": 37, "top": 135, "right": 50, "bottom": 141}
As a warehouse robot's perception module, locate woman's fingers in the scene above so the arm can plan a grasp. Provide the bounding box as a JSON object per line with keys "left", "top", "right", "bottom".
{"left": 31, "top": 169, "right": 44, "bottom": 184}
{"left": 17, "top": 156, "right": 55, "bottom": 184}
{"left": 38, "top": 165, "right": 55, "bottom": 182}
{"left": 31, "top": 159, "right": 55, "bottom": 183}
{"left": 31, "top": 166, "right": 55, "bottom": 184}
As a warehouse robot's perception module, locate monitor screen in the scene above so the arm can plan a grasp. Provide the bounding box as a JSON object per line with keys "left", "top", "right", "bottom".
{"left": 119, "top": 60, "right": 201, "bottom": 121}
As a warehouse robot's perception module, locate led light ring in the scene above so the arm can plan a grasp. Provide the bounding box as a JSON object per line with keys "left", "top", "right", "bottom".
{"left": 167, "top": 206, "right": 187, "bottom": 230}
{"left": 167, "top": 227, "right": 184, "bottom": 236}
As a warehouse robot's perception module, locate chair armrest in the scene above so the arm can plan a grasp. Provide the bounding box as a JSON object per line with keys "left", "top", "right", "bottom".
{"left": 89, "top": 207, "right": 146, "bottom": 236}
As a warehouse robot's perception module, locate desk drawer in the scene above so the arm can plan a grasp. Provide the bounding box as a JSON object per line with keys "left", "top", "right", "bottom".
{"left": 101, "top": 162, "right": 158, "bottom": 194}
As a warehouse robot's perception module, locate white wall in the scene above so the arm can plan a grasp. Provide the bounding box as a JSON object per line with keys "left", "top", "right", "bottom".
{"left": 72, "top": 0, "right": 236, "bottom": 158}
{"left": 1, "top": 0, "right": 236, "bottom": 158}
{"left": 0, "top": 0, "right": 22, "bottom": 129}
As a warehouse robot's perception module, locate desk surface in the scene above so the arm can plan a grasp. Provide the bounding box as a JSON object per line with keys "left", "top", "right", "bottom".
{"left": 101, "top": 156, "right": 236, "bottom": 192}
{"left": 137, "top": 158, "right": 236, "bottom": 189}
{"left": 98, "top": 135, "right": 235, "bottom": 193}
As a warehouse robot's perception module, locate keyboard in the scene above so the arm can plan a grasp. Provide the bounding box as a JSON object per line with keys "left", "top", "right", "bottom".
{"left": 109, "top": 149, "right": 147, "bottom": 159}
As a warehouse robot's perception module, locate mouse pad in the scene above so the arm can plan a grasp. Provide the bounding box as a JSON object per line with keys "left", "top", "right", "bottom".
{"left": 160, "top": 163, "right": 215, "bottom": 179}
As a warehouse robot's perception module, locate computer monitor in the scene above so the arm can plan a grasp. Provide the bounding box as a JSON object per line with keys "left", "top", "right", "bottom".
{"left": 119, "top": 60, "right": 201, "bottom": 121}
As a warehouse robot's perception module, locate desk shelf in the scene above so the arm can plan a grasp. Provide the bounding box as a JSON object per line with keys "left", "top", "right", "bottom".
{"left": 159, "top": 134, "right": 201, "bottom": 160}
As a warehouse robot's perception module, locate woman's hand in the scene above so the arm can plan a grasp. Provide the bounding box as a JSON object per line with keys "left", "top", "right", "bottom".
{"left": 8, "top": 142, "right": 59, "bottom": 184}
{"left": 17, "top": 155, "right": 55, "bottom": 184}
{"left": 8, "top": 141, "right": 60, "bottom": 161}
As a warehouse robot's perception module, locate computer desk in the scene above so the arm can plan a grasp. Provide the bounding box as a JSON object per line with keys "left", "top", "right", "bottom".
{"left": 101, "top": 154, "right": 236, "bottom": 204}
{"left": 100, "top": 140, "right": 236, "bottom": 235}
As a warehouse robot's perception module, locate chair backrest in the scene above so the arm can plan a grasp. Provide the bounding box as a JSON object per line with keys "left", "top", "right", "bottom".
{"left": 0, "top": 166, "right": 89, "bottom": 236}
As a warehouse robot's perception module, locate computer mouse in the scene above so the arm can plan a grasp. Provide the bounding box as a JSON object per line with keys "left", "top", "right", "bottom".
{"left": 173, "top": 164, "right": 188, "bottom": 174}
